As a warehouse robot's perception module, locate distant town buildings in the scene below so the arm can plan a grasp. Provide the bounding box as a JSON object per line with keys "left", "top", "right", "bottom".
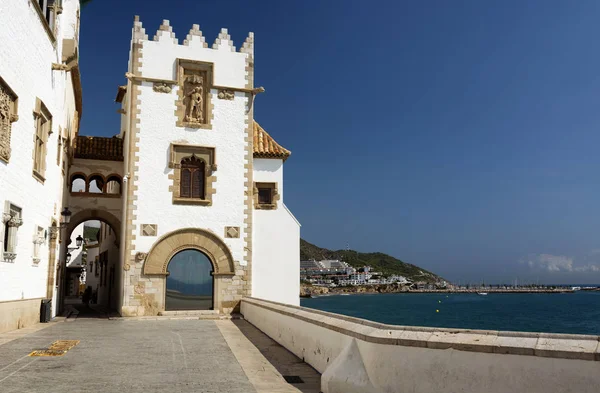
{"left": 300, "top": 259, "right": 410, "bottom": 287}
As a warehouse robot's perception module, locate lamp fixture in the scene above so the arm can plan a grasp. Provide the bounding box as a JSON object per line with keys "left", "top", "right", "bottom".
{"left": 60, "top": 207, "right": 72, "bottom": 227}
{"left": 65, "top": 252, "right": 72, "bottom": 264}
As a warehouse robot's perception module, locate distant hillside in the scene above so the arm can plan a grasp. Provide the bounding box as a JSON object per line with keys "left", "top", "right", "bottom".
{"left": 83, "top": 225, "right": 99, "bottom": 241}
{"left": 300, "top": 239, "right": 443, "bottom": 283}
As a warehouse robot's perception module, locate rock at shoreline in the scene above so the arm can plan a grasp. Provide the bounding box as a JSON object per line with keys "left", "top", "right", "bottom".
{"left": 300, "top": 283, "right": 409, "bottom": 297}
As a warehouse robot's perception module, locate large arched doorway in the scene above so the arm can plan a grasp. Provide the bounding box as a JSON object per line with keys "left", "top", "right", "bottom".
{"left": 165, "top": 249, "right": 214, "bottom": 310}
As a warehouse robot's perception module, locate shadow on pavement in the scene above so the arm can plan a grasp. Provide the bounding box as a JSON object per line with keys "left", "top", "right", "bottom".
{"left": 232, "top": 319, "right": 322, "bottom": 393}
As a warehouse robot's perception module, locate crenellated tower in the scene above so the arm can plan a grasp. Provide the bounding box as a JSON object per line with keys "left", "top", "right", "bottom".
{"left": 116, "top": 16, "right": 286, "bottom": 317}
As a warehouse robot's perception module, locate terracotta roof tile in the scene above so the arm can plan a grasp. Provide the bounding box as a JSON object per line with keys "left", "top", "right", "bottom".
{"left": 74, "top": 136, "right": 123, "bottom": 161}
{"left": 253, "top": 121, "right": 291, "bottom": 161}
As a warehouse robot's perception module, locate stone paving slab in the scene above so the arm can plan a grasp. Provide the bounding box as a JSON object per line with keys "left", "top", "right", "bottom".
{"left": 0, "top": 319, "right": 256, "bottom": 392}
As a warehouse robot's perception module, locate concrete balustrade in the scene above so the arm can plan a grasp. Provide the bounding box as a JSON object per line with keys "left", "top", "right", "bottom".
{"left": 241, "top": 297, "right": 600, "bottom": 393}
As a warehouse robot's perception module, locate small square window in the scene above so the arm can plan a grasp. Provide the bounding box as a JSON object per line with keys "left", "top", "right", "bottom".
{"left": 258, "top": 188, "right": 272, "bottom": 204}
{"left": 254, "top": 182, "right": 278, "bottom": 210}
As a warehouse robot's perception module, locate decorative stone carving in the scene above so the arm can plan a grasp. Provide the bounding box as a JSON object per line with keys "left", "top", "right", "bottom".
{"left": 141, "top": 224, "right": 157, "bottom": 237}
{"left": 0, "top": 77, "right": 19, "bottom": 164}
{"left": 217, "top": 89, "right": 234, "bottom": 100}
{"left": 32, "top": 257, "right": 41, "bottom": 265}
{"left": 3, "top": 252, "right": 16, "bottom": 262}
{"left": 225, "top": 226, "right": 240, "bottom": 239}
{"left": 184, "top": 75, "right": 204, "bottom": 123}
{"left": 134, "top": 283, "right": 145, "bottom": 294}
{"left": 7, "top": 216, "right": 23, "bottom": 227}
{"left": 123, "top": 263, "right": 130, "bottom": 271}
{"left": 152, "top": 83, "right": 172, "bottom": 93}
{"left": 2, "top": 213, "right": 11, "bottom": 223}
{"left": 49, "top": 226, "right": 59, "bottom": 240}
{"left": 176, "top": 60, "right": 213, "bottom": 129}
{"left": 135, "top": 252, "right": 147, "bottom": 262}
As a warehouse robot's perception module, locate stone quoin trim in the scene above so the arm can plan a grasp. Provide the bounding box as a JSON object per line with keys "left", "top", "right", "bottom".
{"left": 242, "top": 30, "right": 255, "bottom": 297}
{"left": 121, "top": 15, "right": 147, "bottom": 316}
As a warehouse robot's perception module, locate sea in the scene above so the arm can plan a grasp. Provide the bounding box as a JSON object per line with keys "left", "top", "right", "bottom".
{"left": 300, "top": 291, "right": 600, "bottom": 335}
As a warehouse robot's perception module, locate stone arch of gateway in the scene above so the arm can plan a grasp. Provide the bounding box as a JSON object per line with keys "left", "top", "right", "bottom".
{"left": 54, "top": 16, "right": 301, "bottom": 317}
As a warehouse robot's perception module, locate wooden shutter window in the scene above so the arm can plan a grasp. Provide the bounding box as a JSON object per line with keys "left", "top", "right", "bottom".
{"left": 180, "top": 168, "right": 191, "bottom": 198}
{"left": 180, "top": 155, "right": 205, "bottom": 199}
{"left": 192, "top": 161, "right": 205, "bottom": 199}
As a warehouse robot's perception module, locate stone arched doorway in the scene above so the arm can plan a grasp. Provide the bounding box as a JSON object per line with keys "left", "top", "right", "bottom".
{"left": 165, "top": 249, "right": 214, "bottom": 310}
{"left": 58, "top": 210, "right": 122, "bottom": 315}
{"left": 142, "top": 228, "right": 236, "bottom": 313}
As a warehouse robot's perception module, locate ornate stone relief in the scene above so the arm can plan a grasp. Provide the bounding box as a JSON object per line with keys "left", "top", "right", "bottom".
{"left": 152, "top": 83, "right": 172, "bottom": 94}
{"left": 49, "top": 226, "right": 59, "bottom": 240}
{"left": 176, "top": 59, "right": 213, "bottom": 129}
{"left": 0, "top": 77, "right": 19, "bottom": 164}
{"left": 135, "top": 252, "right": 147, "bottom": 262}
{"left": 217, "top": 90, "right": 234, "bottom": 100}
{"left": 184, "top": 75, "right": 204, "bottom": 123}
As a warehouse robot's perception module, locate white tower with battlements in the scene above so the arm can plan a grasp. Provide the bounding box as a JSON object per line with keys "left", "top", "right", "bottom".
{"left": 115, "top": 18, "right": 300, "bottom": 316}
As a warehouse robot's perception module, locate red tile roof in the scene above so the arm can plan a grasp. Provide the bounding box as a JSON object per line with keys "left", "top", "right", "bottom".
{"left": 74, "top": 136, "right": 123, "bottom": 161}
{"left": 253, "top": 121, "right": 291, "bottom": 161}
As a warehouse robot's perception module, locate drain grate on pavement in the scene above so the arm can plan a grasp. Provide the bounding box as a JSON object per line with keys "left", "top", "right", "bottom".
{"left": 29, "top": 340, "right": 80, "bottom": 357}
{"left": 283, "top": 375, "right": 304, "bottom": 384}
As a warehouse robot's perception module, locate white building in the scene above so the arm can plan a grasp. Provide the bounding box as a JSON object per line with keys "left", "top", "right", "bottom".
{"left": 0, "top": 3, "right": 300, "bottom": 331}
{"left": 0, "top": 0, "right": 82, "bottom": 333}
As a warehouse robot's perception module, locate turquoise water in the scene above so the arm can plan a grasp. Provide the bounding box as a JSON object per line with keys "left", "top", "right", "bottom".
{"left": 300, "top": 292, "right": 600, "bottom": 335}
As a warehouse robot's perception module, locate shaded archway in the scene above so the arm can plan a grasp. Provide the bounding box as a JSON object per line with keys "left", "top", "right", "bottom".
{"left": 59, "top": 210, "right": 122, "bottom": 315}
{"left": 66, "top": 209, "right": 121, "bottom": 243}
{"left": 143, "top": 228, "right": 234, "bottom": 276}
{"left": 165, "top": 249, "right": 214, "bottom": 310}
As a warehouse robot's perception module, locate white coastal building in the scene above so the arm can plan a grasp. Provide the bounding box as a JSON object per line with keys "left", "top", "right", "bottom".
{"left": 0, "top": 0, "right": 82, "bottom": 333}
{"left": 0, "top": 1, "right": 300, "bottom": 332}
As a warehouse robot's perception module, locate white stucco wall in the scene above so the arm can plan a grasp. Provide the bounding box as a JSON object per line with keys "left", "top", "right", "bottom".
{"left": 252, "top": 159, "right": 300, "bottom": 305}
{"left": 0, "top": 0, "right": 79, "bottom": 306}
{"left": 84, "top": 243, "right": 100, "bottom": 293}
{"left": 243, "top": 298, "right": 600, "bottom": 393}
{"left": 130, "top": 27, "right": 250, "bottom": 267}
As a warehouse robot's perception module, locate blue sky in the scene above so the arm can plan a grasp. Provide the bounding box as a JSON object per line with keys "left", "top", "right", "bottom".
{"left": 78, "top": 0, "right": 600, "bottom": 284}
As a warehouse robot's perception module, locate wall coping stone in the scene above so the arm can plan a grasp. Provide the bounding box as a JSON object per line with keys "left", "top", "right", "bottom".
{"left": 242, "top": 297, "right": 600, "bottom": 361}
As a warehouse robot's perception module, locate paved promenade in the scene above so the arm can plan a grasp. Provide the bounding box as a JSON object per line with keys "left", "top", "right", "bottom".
{"left": 0, "top": 313, "right": 320, "bottom": 393}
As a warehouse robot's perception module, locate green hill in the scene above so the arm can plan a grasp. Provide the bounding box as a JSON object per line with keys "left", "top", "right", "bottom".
{"left": 83, "top": 225, "right": 100, "bottom": 241}
{"left": 300, "top": 239, "right": 443, "bottom": 283}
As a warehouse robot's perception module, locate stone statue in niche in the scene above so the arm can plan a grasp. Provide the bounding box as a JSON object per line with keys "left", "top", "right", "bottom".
{"left": 184, "top": 74, "right": 204, "bottom": 123}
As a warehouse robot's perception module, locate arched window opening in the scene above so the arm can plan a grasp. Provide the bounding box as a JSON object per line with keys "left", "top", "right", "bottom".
{"left": 180, "top": 155, "right": 205, "bottom": 199}
{"left": 165, "top": 249, "right": 213, "bottom": 310}
{"left": 88, "top": 174, "right": 105, "bottom": 194}
{"left": 105, "top": 176, "right": 121, "bottom": 195}
{"left": 70, "top": 174, "right": 86, "bottom": 193}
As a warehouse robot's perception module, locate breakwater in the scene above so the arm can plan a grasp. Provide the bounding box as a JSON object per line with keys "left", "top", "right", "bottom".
{"left": 409, "top": 288, "right": 574, "bottom": 294}
{"left": 300, "top": 284, "right": 575, "bottom": 297}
